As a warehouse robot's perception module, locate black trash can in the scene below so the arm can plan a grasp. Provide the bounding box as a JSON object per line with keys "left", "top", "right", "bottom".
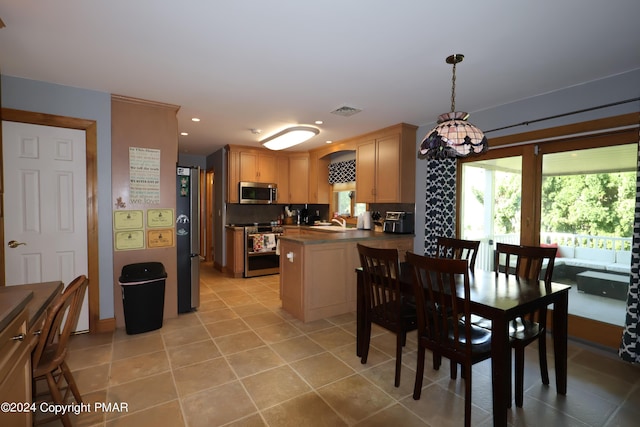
{"left": 119, "top": 262, "right": 167, "bottom": 335}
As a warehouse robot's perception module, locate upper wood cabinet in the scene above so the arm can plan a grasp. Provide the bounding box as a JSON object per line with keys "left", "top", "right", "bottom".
{"left": 288, "top": 153, "right": 309, "bottom": 204}
{"left": 276, "top": 155, "right": 290, "bottom": 204}
{"left": 226, "top": 145, "right": 277, "bottom": 203}
{"left": 355, "top": 123, "right": 417, "bottom": 203}
{"left": 356, "top": 138, "right": 377, "bottom": 203}
{"left": 239, "top": 150, "right": 277, "bottom": 183}
{"left": 227, "top": 148, "right": 240, "bottom": 203}
{"left": 308, "top": 152, "right": 330, "bottom": 204}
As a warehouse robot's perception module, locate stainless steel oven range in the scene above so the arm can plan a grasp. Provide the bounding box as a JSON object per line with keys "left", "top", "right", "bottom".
{"left": 244, "top": 224, "right": 283, "bottom": 277}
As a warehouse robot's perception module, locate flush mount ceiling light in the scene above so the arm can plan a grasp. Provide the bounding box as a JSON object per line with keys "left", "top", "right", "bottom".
{"left": 419, "top": 54, "right": 488, "bottom": 160}
{"left": 261, "top": 126, "right": 320, "bottom": 150}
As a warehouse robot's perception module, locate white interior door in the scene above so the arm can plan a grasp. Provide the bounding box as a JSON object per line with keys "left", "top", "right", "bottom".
{"left": 2, "top": 121, "right": 89, "bottom": 332}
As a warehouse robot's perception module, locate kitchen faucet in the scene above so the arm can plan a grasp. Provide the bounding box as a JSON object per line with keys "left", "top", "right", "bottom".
{"left": 331, "top": 218, "right": 346, "bottom": 228}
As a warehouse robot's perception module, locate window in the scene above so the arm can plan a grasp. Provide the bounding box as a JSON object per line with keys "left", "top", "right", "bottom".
{"left": 539, "top": 145, "right": 634, "bottom": 325}
{"left": 333, "top": 182, "right": 366, "bottom": 217}
{"left": 461, "top": 156, "right": 522, "bottom": 270}
{"left": 460, "top": 137, "right": 635, "bottom": 328}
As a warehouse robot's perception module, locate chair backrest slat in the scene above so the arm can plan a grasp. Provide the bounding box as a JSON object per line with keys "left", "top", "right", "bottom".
{"left": 494, "top": 243, "right": 557, "bottom": 325}
{"left": 494, "top": 243, "right": 557, "bottom": 283}
{"left": 357, "top": 244, "right": 401, "bottom": 326}
{"left": 437, "top": 237, "right": 480, "bottom": 270}
{"left": 406, "top": 252, "right": 472, "bottom": 360}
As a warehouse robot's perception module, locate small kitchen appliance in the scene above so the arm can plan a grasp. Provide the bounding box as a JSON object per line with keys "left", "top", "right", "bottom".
{"left": 239, "top": 181, "right": 278, "bottom": 204}
{"left": 382, "top": 211, "right": 414, "bottom": 234}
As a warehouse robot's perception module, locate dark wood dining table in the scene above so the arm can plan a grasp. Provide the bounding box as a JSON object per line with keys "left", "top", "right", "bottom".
{"left": 356, "top": 264, "right": 571, "bottom": 427}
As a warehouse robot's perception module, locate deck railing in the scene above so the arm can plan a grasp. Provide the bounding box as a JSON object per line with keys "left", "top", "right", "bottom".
{"left": 465, "top": 232, "right": 632, "bottom": 271}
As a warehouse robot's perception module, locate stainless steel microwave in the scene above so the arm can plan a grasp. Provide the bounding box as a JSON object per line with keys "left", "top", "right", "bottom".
{"left": 239, "top": 182, "right": 278, "bottom": 204}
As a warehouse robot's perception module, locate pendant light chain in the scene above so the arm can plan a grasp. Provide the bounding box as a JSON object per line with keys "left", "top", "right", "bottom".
{"left": 450, "top": 58, "right": 457, "bottom": 113}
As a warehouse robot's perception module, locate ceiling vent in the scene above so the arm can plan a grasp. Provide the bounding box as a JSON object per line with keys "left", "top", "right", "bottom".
{"left": 330, "top": 105, "right": 362, "bottom": 117}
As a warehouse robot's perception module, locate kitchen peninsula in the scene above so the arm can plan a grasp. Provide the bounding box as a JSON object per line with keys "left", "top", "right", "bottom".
{"left": 278, "top": 227, "right": 413, "bottom": 322}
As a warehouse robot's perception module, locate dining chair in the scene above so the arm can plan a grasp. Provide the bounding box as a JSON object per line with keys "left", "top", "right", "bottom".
{"left": 405, "top": 252, "right": 492, "bottom": 427}
{"left": 436, "top": 236, "right": 480, "bottom": 270}
{"left": 357, "top": 243, "right": 417, "bottom": 387}
{"left": 32, "top": 275, "right": 89, "bottom": 427}
{"left": 494, "top": 242, "right": 557, "bottom": 407}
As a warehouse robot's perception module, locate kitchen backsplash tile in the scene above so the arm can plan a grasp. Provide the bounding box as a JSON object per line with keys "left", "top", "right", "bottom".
{"left": 227, "top": 204, "right": 329, "bottom": 225}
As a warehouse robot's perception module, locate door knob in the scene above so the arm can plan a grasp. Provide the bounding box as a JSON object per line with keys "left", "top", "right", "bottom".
{"left": 8, "top": 240, "right": 26, "bottom": 248}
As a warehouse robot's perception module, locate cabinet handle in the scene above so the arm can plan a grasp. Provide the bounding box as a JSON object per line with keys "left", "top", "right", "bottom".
{"left": 11, "top": 333, "right": 25, "bottom": 341}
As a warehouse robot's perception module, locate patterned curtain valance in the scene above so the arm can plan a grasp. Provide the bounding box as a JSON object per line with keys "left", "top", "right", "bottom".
{"left": 328, "top": 159, "right": 356, "bottom": 184}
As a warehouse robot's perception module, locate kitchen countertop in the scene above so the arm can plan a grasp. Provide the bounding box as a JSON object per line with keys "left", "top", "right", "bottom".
{"left": 225, "top": 225, "right": 245, "bottom": 230}
{"left": 0, "top": 282, "right": 63, "bottom": 333}
{"left": 279, "top": 229, "right": 414, "bottom": 245}
{"left": 0, "top": 288, "right": 33, "bottom": 332}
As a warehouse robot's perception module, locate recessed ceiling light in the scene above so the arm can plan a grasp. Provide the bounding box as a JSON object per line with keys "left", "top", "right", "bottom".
{"left": 181, "top": 132, "right": 188, "bottom": 136}
{"left": 191, "top": 118, "right": 200, "bottom": 122}
{"left": 326, "top": 140, "right": 333, "bottom": 144}
{"left": 315, "top": 120, "right": 323, "bottom": 125}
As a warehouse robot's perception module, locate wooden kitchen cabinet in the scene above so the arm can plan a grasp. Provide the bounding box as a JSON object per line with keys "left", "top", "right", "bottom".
{"left": 356, "top": 138, "right": 377, "bottom": 203}
{"left": 239, "top": 150, "right": 277, "bottom": 183}
{"left": 225, "top": 227, "right": 244, "bottom": 278}
{"left": 276, "top": 155, "right": 290, "bottom": 204}
{"left": 0, "top": 309, "right": 31, "bottom": 427}
{"left": 279, "top": 233, "right": 413, "bottom": 322}
{"left": 227, "top": 149, "right": 240, "bottom": 203}
{"left": 355, "top": 123, "right": 417, "bottom": 203}
{"left": 288, "top": 153, "right": 309, "bottom": 203}
{"left": 308, "top": 151, "right": 330, "bottom": 204}
{"left": 226, "top": 145, "right": 277, "bottom": 203}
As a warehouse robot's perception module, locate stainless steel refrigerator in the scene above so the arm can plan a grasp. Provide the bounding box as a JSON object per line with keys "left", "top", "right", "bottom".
{"left": 176, "top": 166, "right": 200, "bottom": 313}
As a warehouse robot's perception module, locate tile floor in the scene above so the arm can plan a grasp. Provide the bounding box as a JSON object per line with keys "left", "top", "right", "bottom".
{"left": 48, "top": 263, "right": 640, "bottom": 426}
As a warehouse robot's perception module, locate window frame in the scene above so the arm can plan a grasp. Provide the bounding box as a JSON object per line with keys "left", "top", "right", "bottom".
{"left": 456, "top": 113, "right": 638, "bottom": 349}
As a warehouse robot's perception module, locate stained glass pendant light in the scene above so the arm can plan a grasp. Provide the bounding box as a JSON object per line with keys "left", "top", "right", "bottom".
{"left": 419, "top": 54, "right": 488, "bottom": 160}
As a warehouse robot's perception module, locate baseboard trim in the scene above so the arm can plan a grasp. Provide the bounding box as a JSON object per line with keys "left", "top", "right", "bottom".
{"left": 567, "top": 314, "right": 623, "bottom": 350}
{"left": 549, "top": 310, "right": 623, "bottom": 350}
{"left": 94, "top": 317, "right": 116, "bottom": 334}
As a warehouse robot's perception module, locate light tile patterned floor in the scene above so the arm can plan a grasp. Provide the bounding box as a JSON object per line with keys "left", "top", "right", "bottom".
{"left": 48, "top": 263, "right": 640, "bottom": 426}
